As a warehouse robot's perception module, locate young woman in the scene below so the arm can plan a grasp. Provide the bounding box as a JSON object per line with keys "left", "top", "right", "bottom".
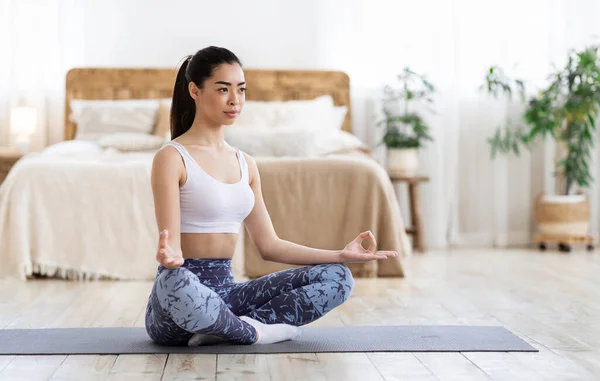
{"left": 145, "top": 46, "right": 398, "bottom": 346}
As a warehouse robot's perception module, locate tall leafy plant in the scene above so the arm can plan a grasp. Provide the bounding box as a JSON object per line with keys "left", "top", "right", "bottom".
{"left": 485, "top": 44, "right": 600, "bottom": 195}
{"left": 381, "top": 67, "right": 436, "bottom": 149}
{"left": 483, "top": 65, "right": 528, "bottom": 158}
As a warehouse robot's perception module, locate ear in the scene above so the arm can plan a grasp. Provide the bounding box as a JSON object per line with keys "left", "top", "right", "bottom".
{"left": 188, "top": 81, "right": 200, "bottom": 100}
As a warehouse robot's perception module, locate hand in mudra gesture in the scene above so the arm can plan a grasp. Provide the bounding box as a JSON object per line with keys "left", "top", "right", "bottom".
{"left": 340, "top": 230, "right": 398, "bottom": 263}
{"left": 156, "top": 229, "right": 184, "bottom": 269}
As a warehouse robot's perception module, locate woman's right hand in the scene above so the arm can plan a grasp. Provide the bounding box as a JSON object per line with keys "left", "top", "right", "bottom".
{"left": 156, "top": 229, "right": 184, "bottom": 269}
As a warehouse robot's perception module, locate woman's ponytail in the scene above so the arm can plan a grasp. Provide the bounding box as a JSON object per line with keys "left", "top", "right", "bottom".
{"left": 170, "top": 56, "right": 195, "bottom": 140}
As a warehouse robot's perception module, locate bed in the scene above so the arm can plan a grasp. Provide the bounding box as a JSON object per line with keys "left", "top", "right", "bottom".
{"left": 0, "top": 68, "right": 410, "bottom": 281}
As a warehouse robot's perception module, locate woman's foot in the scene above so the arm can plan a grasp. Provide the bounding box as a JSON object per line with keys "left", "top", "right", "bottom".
{"left": 240, "top": 316, "right": 302, "bottom": 344}
{"left": 187, "top": 333, "right": 227, "bottom": 346}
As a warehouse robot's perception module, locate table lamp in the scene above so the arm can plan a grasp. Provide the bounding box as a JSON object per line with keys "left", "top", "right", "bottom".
{"left": 10, "top": 106, "right": 37, "bottom": 153}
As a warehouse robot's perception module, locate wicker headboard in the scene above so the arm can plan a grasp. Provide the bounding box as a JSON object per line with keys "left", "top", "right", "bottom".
{"left": 64, "top": 68, "right": 352, "bottom": 140}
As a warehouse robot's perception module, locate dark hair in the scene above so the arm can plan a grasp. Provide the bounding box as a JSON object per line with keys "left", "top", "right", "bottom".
{"left": 170, "top": 46, "right": 243, "bottom": 139}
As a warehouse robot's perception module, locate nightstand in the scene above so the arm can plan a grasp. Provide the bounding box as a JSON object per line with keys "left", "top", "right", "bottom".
{"left": 389, "top": 174, "right": 430, "bottom": 253}
{"left": 0, "top": 149, "right": 24, "bottom": 185}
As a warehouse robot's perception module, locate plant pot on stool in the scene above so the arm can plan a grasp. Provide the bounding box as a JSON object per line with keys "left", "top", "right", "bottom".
{"left": 379, "top": 67, "right": 436, "bottom": 177}
{"left": 387, "top": 148, "right": 419, "bottom": 176}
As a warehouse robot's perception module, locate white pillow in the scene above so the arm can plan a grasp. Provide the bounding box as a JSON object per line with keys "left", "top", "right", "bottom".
{"left": 97, "top": 132, "right": 166, "bottom": 152}
{"left": 70, "top": 99, "right": 160, "bottom": 141}
{"left": 303, "top": 129, "right": 368, "bottom": 156}
{"left": 223, "top": 126, "right": 275, "bottom": 157}
{"left": 331, "top": 106, "right": 348, "bottom": 130}
{"left": 224, "top": 125, "right": 367, "bottom": 157}
{"left": 268, "top": 128, "right": 368, "bottom": 157}
{"left": 234, "top": 95, "right": 335, "bottom": 128}
{"left": 41, "top": 140, "right": 103, "bottom": 156}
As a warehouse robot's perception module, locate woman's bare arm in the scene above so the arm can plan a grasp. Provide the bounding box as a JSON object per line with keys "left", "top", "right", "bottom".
{"left": 242, "top": 153, "right": 343, "bottom": 265}
{"left": 151, "top": 146, "right": 184, "bottom": 258}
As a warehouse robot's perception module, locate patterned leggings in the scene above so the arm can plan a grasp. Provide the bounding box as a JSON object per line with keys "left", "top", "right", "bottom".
{"left": 144, "top": 258, "right": 355, "bottom": 345}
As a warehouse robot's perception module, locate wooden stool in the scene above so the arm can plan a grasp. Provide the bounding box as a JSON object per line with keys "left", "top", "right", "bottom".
{"left": 389, "top": 174, "right": 430, "bottom": 253}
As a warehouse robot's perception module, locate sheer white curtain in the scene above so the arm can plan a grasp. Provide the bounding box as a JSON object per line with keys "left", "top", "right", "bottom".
{"left": 316, "top": 0, "right": 600, "bottom": 249}
{"left": 0, "top": 0, "right": 85, "bottom": 149}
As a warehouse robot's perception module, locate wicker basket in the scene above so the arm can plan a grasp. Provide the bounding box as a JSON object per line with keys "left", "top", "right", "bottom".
{"left": 535, "top": 193, "right": 590, "bottom": 236}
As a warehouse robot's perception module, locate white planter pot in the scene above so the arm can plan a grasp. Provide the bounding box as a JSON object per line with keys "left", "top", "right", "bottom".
{"left": 541, "top": 194, "right": 585, "bottom": 203}
{"left": 387, "top": 148, "right": 419, "bottom": 176}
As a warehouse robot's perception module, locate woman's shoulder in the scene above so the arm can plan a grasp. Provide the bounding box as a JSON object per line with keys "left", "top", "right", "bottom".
{"left": 153, "top": 143, "right": 185, "bottom": 168}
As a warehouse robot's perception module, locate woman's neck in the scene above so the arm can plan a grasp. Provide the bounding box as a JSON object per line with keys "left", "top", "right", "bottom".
{"left": 185, "top": 115, "right": 226, "bottom": 149}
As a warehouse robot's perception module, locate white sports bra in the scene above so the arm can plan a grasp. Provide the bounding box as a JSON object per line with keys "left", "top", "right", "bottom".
{"left": 163, "top": 141, "right": 255, "bottom": 234}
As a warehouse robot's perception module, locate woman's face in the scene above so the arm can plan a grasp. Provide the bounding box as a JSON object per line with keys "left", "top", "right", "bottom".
{"left": 189, "top": 63, "right": 246, "bottom": 126}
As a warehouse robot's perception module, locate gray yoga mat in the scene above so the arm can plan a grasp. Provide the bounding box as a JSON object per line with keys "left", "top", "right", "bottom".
{"left": 0, "top": 326, "right": 537, "bottom": 355}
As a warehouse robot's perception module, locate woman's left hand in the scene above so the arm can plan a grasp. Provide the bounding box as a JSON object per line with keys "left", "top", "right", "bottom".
{"left": 339, "top": 230, "right": 398, "bottom": 263}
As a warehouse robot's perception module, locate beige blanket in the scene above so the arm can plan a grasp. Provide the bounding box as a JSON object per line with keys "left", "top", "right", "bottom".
{"left": 244, "top": 151, "right": 410, "bottom": 278}
{"left": 0, "top": 151, "right": 160, "bottom": 280}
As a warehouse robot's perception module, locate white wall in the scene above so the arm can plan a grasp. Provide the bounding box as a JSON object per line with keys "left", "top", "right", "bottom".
{"left": 82, "top": 0, "right": 321, "bottom": 69}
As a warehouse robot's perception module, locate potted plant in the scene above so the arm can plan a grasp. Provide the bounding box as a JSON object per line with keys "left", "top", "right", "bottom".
{"left": 380, "top": 67, "right": 435, "bottom": 175}
{"left": 483, "top": 44, "right": 600, "bottom": 250}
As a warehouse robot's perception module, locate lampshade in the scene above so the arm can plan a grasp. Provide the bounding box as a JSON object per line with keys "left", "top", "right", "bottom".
{"left": 10, "top": 107, "right": 37, "bottom": 136}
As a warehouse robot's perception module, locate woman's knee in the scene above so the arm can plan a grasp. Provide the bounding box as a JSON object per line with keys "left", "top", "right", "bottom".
{"left": 155, "top": 267, "right": 195, "bottom": 301}
{"left": 309, "top": 263, "right": 355, "bottom": 300}
{"left": 154, "top": 267, "right": 219, "bottom": 329}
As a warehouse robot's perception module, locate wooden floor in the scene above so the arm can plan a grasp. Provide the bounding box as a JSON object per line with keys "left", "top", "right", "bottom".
{"left": 0, "top": 248, "right": 598, "bottom": 380}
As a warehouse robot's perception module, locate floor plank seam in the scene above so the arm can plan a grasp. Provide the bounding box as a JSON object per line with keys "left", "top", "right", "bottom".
{"left": 412, "top": 352, "right": 439, "bottom": 380}
{"left": 47, "top": 355, "right": 69, "bottom": 380}
{"left": 460, "top": 352, "right": 493, "bottom": 380}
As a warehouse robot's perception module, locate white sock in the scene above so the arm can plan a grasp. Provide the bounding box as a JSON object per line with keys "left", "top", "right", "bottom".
{"left": 187, "top": 333, "right": 227, "bottom": 346}
{"left": 240, "top": 316, "right": 302, "bottom": 345}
